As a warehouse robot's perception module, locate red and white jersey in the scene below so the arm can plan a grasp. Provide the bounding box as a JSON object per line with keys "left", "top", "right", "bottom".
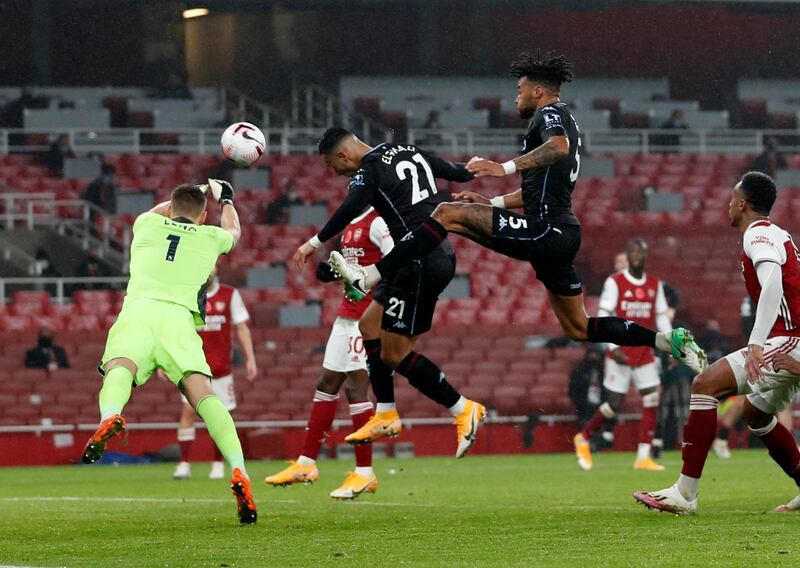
{"left": 598, "top": 269, "right": 670, "bottom": 367}
{"left": 197, "top": 283, "right": 250, "bottom": 378}
{"left": 741, "top": 220, "right": 800, "bottom": 338}
{"left": 337, "top": 208, "right": 393, "bottom": 320}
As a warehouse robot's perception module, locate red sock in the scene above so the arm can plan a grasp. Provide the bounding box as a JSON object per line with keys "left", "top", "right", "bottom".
{"left": 680, "top": 394, "right": 719, "bottom": 478}
{"left": 581, "top": 403, "right": 614, "bottom": 440}
{"left": 350, "top": 401, "right": 374, "bottom": 467}
{"left": 755, "top": 418, "right": 800, "bottom": 484}
{"left": 300, "top": 391, "right": 339, "bottom": 460}
{"left": 177, "top": 427, "right": 195, "bottom": 462}
{"left": 639, "top": 406, "right": 658, "bottom": 445}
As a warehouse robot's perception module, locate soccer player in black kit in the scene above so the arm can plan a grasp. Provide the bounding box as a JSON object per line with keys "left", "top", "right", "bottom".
{"left": 293, "top": 129, "right": 486, "bottom": 458}
{"left": 330, "top": 51, "right": 707, "bottom": 373}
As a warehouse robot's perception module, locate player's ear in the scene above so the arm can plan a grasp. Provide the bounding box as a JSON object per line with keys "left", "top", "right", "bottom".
{"left": 198, "top": 210, "right": 208, "bottom": 225}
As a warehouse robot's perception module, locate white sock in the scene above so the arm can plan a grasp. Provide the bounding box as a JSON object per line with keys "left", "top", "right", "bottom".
{"left": 376, "top": 402, "right": 396, "bottom": 414}
{"left": 654, "top": 332, "right": 673, "bottom": 354}
{"left": 449, "top": 396, "right": 467, "bottom": 416}
{"left": 354, "top": 466, "right": 374, "bottom": 478}
{"left": 297, "top": 455, "right": 315, "bottom": 466}
{"left": 636, "top": 443, "right": 651, "bottom": 461}
{"left": 677, "top": 473, "right": 699, "bottom": 501}
{"left": 364, "top": 264, "right": 382, "bottom": 288}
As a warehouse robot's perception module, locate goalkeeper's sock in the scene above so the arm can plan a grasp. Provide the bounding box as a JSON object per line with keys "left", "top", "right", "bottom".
{"left": 99, "top": 366, "right": 133, "bottom": 420}
{"left": 195, "top": 395, "right": 246, "bottom": 475}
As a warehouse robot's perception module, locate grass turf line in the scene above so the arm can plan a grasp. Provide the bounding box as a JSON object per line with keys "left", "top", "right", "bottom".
{"left": 0, "top": 451, "right": 798, "bottom": 567}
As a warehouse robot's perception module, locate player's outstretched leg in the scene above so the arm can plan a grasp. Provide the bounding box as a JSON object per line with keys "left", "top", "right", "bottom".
{"left": 81, "top": 365, "right": 133, "bottom": 464}
{"left": 634, "top": 359, "right": 736, "bottom": 514}
{"left": 331, "top": 399, "right": 378, "bottom": 500}
{"left": 393, "top": 350, "right": 486, "bottom": 458}
{"left": 266, "top": 389, "right": 336, "bottom": 486}
{"left": 190, "top": 384, "right": 256, "bottom": 524}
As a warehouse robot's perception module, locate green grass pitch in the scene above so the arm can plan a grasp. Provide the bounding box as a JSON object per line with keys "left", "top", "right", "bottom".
{"left": 0, "top": 451, "right": 798, "bottom": 567}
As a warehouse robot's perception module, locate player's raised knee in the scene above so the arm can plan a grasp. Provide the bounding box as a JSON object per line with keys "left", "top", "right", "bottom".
{"left": 431, "top": 202, "right": 462, "bottom": 228}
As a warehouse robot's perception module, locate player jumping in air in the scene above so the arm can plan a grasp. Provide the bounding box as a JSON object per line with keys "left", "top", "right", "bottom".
{"left": 573, "top": 238, "right": 672, "bottom": 472}
{"left": 267, "top": 208, "right": 393, "bottom": 498}
{"left": 293, "top": 129, "right": 486, "bottom": 458}
{"left": 328, "top": 51, "right": 706, "bottom": 374}
{"left": 635, "top": 172, "right": 800, "bottom": 514}
{"left": 80, "top": 180, "right": 257, "bottom": 524}
{"left": 172, "top": 268, "right": 258, "bottom": 481}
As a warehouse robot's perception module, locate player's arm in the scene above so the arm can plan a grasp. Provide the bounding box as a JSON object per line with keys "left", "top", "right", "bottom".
{"left": 148, "top": 201, "right": 172, "bottom": 217}
{"left": 743, "top": 229, "right": 786, "bottom": 382}
{"left": 230, "top": 288, "right": 256, "bottom": 381}
{"left": 369, "top": 216, "right": 394, "bottom": 256}
{"left": 418, "top": 150, "right": 475, "bottom": 183}
{"left": 654, "top": 281, "right": 673, "bottom": 334}
{"left": 235, "top": 322, "right": 257, "bottom": 382}
{"left": 746, "top": 260, "right": 783, "bottom": 383}
{"left": 598, "top": 276, "right": 626, "bottom": 364}
{"left": 220, "top": 202, "right": 241, "bottom": 247}
{"left": 454, "top": 187, "right": 525, "bottom": 209}
{"left": 293, "top": 168, "right": 376, "bottom": 271}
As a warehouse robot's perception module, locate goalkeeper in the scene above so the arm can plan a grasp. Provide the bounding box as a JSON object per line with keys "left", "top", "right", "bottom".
{"left": 79, "top": 179, "right": 258, "bottom": 525}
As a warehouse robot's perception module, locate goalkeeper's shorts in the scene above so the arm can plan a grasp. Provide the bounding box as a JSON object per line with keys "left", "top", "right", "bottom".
{"left": 99, "top": 297, "right": 211, "bottom": 386}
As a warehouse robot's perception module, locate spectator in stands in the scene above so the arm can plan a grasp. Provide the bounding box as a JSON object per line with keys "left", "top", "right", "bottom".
{"left": 84, "top": 164, "right": 118, "bottom": 214}
{"left": 423, "top": 110, "right": 443, "bottom": 129}
{"left": 25, "top": 327, "right": 70, "bottom": 371}
{"left": 568, "top": 345, "right": 605, "bottom": 433}
{"left": 265, "top": 179, "right": 304, "bottom": 225}
{"left": 33, "top": 248, "right": 60, "bottom": 278}
{"left": 75, "top": 248, "right": 112, "bottom": 290}
{"left": 152, "top": 70, "right": 193, "bottom": 100}
{"left": 652, "top": 109, "right": 687, "bottom": 152}
{"left": 1, "top": 87, "right": 48, "bottom": 128}
{"left": 751, "top": 136, "right": 787, "bottom": 178}
{"left": 44, "top": 134, "right": 75, "bottom": 176}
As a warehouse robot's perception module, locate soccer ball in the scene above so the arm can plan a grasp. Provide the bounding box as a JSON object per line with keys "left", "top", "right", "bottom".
{"left": 220, "top": 122, "right": 266, "bottom": 167}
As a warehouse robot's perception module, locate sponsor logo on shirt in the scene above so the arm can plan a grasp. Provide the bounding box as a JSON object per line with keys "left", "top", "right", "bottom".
{"left": 393, "top": 321, "right": 408, "bottom": 330}
{"left": 354, "top": 228, "right": 363, "bottom": 241}
{"left": 498, "top": 214, "right": 508, "bottom": 231}
{"left": 751, "top": 235, "right": 775, "bottom": 247}
{"left": 544, "top": 113, "right": 563, "bottom": 129}
{"left": 350, "top": 172, "right": 365, "bottom": 188}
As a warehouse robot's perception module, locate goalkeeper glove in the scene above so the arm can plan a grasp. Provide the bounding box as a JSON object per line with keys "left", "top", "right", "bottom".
{"left": 207, "top": 178, "right": 234, "bottom": 206}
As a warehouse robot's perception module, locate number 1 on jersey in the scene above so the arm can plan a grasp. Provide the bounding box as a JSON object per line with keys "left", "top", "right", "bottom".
{"left": 165, "top": 234, "right": 181, "bottom": 262}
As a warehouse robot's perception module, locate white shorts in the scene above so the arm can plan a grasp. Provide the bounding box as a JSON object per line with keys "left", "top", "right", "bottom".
{"left": 322, "top": 316, "right": 367, "bottom": 373}
{"left": 603, "top": 359, "right": 661, "bottom": 394}
{"left": 181, "top": 374, "right": 237, "bottom": 411}
{"left": 725, "top": 336, "right": 800, "bottom": 414}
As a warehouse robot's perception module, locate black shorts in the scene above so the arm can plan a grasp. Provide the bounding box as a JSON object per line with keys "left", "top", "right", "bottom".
{"left": 488, "top": 208, "right": 583, "bottom": 296}
{"left": 372, "top": 243, "right": 455, "bottom": 337}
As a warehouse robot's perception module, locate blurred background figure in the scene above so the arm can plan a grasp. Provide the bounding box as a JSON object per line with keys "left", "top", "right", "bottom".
{"left": 84, "top": 163, "right": 118, "bottom": 215}
{"left": 44, "top": 133, "right": 74, "bottom": 176}
{"left": 25, "top": 327, "right": 70, "bottom": 372}
{"left": 568, "top": 345, "right": 605, "bottom": 435}
{"left": 751, "top": 136, "right": 786, "bottom": 178}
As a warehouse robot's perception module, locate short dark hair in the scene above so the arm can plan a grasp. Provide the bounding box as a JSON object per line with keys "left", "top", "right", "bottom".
{"left": 740, "top": 171, "right": 777, "bottom": 215}
{"left": 627, "top": 237, "right": 648, "bottom": 252}
{"left": 510, "top": 50, "right": 574, "bottom": 91}
{"left": 318, "top": 127, "right": 353, "bottom": 155}
{"left": 171, "top": 184, "right": 207, "bottom": 218}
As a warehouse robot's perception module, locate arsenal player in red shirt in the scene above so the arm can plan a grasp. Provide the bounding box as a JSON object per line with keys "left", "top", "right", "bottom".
{"left": 573, "top": 238, "right": 672, "bottom": 472}
{"left": 173, "top": 268, "right": 257, "bottom": 480}
{"left": 266, "top": 208, "right": 393, "bottom": 499}
{"left": 636, "top": 171, "right": 800, "bottom": 514}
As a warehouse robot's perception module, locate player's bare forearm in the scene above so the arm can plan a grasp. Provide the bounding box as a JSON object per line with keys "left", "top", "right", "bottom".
{"left": 220, "top": 203, "right": 241, "bottom": 246}
{"left": 236, "top": 323, "right": 257, "bottom": 379}
{"left": 513, "top": 136, "right": 569, "bottom": 172}
{"left": 149, "top": 201, "right": 172, "bottom": 217}
{"left": 501, "top": 189, "right": 524, "bottom": 209}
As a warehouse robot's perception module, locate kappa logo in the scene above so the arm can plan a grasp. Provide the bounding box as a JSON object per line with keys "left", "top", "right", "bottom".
{"left": 498, "top": 215, "right": 508, "bottom": 231}
{"left": 393, "top": 321, "right": 408, "bottom": 330}
{"left": 400, "top": 231, "right": 414, "bottom": 242}
{"left": 544, "top": 113, "right": 563, "bottom": 129}
{"left": 439, "top": 371, "right": 446, "bottom": 383}
{"left": 624, "top": 320, "right": 633, "bottom": 330}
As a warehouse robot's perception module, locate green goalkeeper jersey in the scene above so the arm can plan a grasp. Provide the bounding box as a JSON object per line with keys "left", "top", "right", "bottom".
{"left": 125, "top": 213, "right": 234, "bottom": 326}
